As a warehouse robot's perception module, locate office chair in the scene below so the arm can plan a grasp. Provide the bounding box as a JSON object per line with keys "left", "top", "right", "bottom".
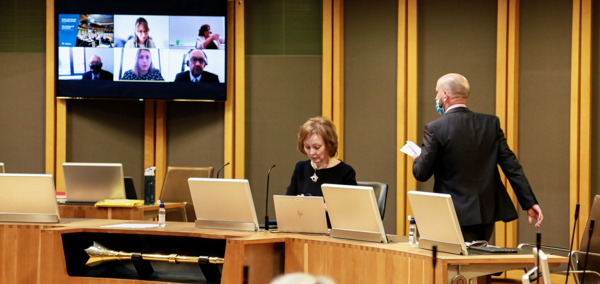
{"left": 357, "top": 181, "right": 388, "bottom": 220}
{"left": 159, "top": 166, "right": 214, "bottom": 222}
{"left": 519, "top": 195, "right": 600, "bottom": 284}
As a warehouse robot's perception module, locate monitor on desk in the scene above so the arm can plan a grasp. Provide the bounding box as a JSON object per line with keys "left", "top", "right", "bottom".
{"left": 0, "top": 174, "right": 60, "bottom": 223}
{"left": 63, "top": 162, "right": 126, "bottom": 203}
{"left": 322, "top": 184, "right": 387, "bottom": 243}
{"left": 188, "top": 178, "right": 259, "bottom": 231}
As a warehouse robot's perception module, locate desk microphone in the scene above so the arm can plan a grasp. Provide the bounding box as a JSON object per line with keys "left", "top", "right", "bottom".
{"left": 536, "top": 232, "right": 541, "bottom": 284}
{"left": 581, "top": 219, "right": 595, "bottom": 284}
{"left": 215, "top": 162, "right": 230, "bottom": 178}
{"left": 432, "top": 245, "right": 437, "bottom": 284}
{"left": 264, "top": 164, "right": 276, "bottom": 230}
{"left": 565, "top": 204, "right": 580, "bottom": 284}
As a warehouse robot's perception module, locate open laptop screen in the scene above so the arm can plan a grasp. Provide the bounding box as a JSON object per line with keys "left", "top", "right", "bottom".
{"left": 0, "top": 174, "right": 60, "bottom": 223}
{"left": 407, "top": 191, "right": 468, "bottom": 255}
{"left": 322, "top": 184, "right": 387, "bottom": 243}
{"left": 273, "top": 195, "right": 328, "bottom": 234}
{"left": 188, "top": 178, "right": 259, "bottom": 231}
{"left": 63, "top": 163, "right": 125, "bottom": 203}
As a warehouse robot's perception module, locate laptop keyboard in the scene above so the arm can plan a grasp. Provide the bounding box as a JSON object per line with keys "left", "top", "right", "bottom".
{"left": 468, "top": 246, "right": 518, "bottom": 253}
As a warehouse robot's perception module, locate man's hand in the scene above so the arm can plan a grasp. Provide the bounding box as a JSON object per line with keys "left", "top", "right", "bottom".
{"left": 411, "top": 153, "right": 420, "bottom": 162}
{"left": 527, "top": 204, "right": 543, "bottom": 227}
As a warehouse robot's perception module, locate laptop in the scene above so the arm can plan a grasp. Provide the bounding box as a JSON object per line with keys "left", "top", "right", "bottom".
{"left": 63, "top": 163, "right": 126, "bottom": 203}
{"left": 273, "top": 195, "right": 329, "bottom": 235}
{"left": 188, "top": 178, "right": 259, "bottom": 231}
{"left": 321, "top": 184, "right": 388, "bottom": 243}
{"left": 0, "top": 174, "right": 60, "bottom": 223}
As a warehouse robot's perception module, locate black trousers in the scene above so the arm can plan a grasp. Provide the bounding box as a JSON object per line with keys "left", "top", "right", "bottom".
{"left": 461, "top": 223, "right": 495, "bottom": 242}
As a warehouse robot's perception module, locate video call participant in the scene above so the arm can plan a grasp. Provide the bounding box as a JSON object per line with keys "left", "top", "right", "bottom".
{"left": 81, "top": 55, "right": 113, "bottom": 80}
{"left": 122, "top": 49, "right": 164, "bottom": 81}
{"left": 174, "top": 50, "right": 219, "bottom": 82}
{"left": 195, "top": 24, "right": 221, "bottom": 49}
{"left": 125, "top": 17, "right": 155, "bottom": 48}
{"left": 411, "top": 73, "right": 543, "bottom": 242}
{"left": 286, "top": 116, "right": 357, "bottom": 197}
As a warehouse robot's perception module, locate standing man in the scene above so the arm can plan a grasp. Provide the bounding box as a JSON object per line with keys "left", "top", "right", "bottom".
{"left": 81, "top": 55, "right": 113, "bottom": 80}
{"left": 174, "top": 49, "right": 219, "bottom": 82}
{"left": 411, "top": 73, "right": 543, "bottom": 242}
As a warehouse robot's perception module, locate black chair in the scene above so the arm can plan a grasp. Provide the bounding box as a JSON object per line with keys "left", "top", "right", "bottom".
{"left": 357, "top": 181, "right": 388, "bottom": 220}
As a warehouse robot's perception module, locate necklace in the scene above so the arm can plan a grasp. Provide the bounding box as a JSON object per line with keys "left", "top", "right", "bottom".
{"left": 310, "top": 160, "right": 328, "bottom": 182}
{"left": 310, "top": 165, "right": 318, "bottom": 182}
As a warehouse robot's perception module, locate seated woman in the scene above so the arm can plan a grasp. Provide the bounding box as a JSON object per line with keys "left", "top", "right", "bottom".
{"left": 287, "top": 116, "right": 357, "bottom": 197}
{"left": 195, "top": 24, "right": 222, "bottom": 49}
{"left": 122, "top": 49, "right": 164, "bottom": 81}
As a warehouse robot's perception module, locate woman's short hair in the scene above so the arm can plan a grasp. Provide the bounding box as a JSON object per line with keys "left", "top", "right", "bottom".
{"left": 132, "top": 49, "right": 156, "bottom": 76}
{"left": 297, "top": 116, "right": 338, "bottom": 157}
{"left": 199, "top": 24, "right": 210, "bottom": 37}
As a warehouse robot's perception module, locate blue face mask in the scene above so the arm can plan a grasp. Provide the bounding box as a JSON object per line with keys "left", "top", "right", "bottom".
{"left": 436, "top": 99, "right": 445, "bottom": 115}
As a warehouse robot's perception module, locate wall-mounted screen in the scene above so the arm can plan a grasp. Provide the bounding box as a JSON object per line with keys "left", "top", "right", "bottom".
{"left": 55, "top": 0, "right": 227, "bottom": 101}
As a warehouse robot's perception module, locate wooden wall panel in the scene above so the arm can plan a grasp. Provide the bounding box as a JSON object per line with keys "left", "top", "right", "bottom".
{"left": 416, "top": 0, "right": 498, "bottom": 194}
{"left": 244, "top": 56, "right": 322, "bottom": 224}
{"left": 344, "top": 0, "right": 399, "bottom": 233}
{"left": 518, "top": 0, "right": 572, "bottom": 247}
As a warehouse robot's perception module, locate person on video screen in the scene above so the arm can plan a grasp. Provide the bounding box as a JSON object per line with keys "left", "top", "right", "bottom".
{"left": 122, "top": 49, "right": 164, "bottom": 81}
{"left": 174, "top": 49, "right": 219, "bottom": 82}
{"left": 81, "top": 55, "right": 113, "bottom": 80}
{"left": 195, "top": 24, "right": 222, "bottom": 49}
{"left": 125, "top": 17, "right": 155, "bottom": 48}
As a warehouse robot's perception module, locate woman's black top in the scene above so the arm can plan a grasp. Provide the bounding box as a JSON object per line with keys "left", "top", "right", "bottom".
{"left": 286, "top": 160, "right": 357, "bottom": 197}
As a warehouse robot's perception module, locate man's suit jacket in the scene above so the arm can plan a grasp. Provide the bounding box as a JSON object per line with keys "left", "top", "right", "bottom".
{"left": 412, "top": 107, "right": 537, "bottom": 227}
{"left": 82, "top": 70, "right": 113, "bottom": 80}
{"left": 174, "top": 71, "right": 219, "bottom": 82}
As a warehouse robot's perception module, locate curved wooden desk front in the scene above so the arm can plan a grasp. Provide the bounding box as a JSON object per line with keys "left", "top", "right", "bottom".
{"left": 32, "top": 219, "right": 566, "bottom": 284}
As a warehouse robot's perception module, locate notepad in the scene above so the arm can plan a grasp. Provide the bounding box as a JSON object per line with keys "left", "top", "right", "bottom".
{"left": 94, "top": 199, "right": 144, "bottom": 207}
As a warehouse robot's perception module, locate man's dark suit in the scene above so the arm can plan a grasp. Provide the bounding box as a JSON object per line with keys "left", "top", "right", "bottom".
{"left": 413, "top": 107, "right": 537, "bottom": 227}
{"left": 174, "top": 71, "right": 219, "bottom": 82}
{"left": 82, "top": 70, "right": 113, "bottom": 80}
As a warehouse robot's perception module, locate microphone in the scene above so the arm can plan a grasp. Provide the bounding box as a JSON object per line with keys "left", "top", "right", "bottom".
{"left": 432, "top": 245, "right": 437, "bottom": 284}
{"left": 581, "top": 219, "right": 595, "bottom": 284}
{"left": 565, "top": 204, "right": 580, "bottom": 284}
{"left": 215, "top": 162, "right": 230, "bottom": 178}
{"left": 536, "top": 232, "right": 541, "bottom": 284}
{"left": 264, "top": 164, "right": 276, "bottom": 230}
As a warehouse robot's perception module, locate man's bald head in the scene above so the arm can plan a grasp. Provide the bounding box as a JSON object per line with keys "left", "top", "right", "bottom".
{"left": 89, "top": 55, "right": 102, "bottom": 65}
{"left": 436, "top": 73, "right": 470, "bottom": 99}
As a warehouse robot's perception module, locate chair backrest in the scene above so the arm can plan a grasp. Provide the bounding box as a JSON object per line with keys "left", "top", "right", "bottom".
{"left": 159, "top": 166, "right": 214, "bottom": 221}
{"left": 578, "top": 194, "right": 600, "bottom": 282}
{"left": 357, "top": 181, "right": 388, "bottom": 220}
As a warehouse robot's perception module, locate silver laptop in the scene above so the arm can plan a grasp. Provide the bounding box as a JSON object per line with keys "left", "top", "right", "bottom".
{"left": 321, "top": 184, "right": 387, "bottom": 243}
{"left": 273, "top": 195, "right": 328, "bottom": 235}
{"left": 188, "top": 178, "right": 259, "bottom": 231}
{"left": 63, "top": 163, "right": 126, "bottom": 203}
{"left": 0, "top": 174, "right": 60, "bottom": 223}
{"left": 407, "top": 191, "right": 468, "bottom": 255}
{"left": 522, "top": 247, "right": 550, "bottom": 284}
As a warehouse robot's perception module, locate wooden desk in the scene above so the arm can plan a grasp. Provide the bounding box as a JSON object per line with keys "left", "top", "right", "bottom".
{"left": 30, "top": 220, "right": 566, "bottom": 284}
{"left": 58, "top": 202, "right": 186, "bottom": 220}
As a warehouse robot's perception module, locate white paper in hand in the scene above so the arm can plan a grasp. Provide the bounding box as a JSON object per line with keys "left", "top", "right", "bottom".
{"left": 400, "top": 141, "right": 421, "bottom": 156}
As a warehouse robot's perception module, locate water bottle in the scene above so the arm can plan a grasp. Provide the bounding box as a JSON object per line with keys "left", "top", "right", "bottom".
{"left": 158, "top": 200, "right": 166, "bottom": 227}
{"left": 409, "top": 217, "right": 417, "bottom": 247}
{"left": 144, "top": 167, "right": 156, "bottom": 205}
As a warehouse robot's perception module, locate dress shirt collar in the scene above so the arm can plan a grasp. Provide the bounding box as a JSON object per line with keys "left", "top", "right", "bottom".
{"left": 189, "top": 72, "right": 202, "bottom": 82}
{"left": 446, "top": 104, "right": 467, "bottom": 112}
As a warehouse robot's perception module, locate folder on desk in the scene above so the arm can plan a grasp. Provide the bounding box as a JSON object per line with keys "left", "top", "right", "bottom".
{"left": 94, "top": 199, "right": 144, "bottom": 208}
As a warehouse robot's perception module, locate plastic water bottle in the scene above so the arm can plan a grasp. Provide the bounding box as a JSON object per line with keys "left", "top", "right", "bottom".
{"left": 409, "top": 217, "right": 417, "bottom": 247}
{"left": 158, "top": 200, "right": 166, "bottom": 227}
